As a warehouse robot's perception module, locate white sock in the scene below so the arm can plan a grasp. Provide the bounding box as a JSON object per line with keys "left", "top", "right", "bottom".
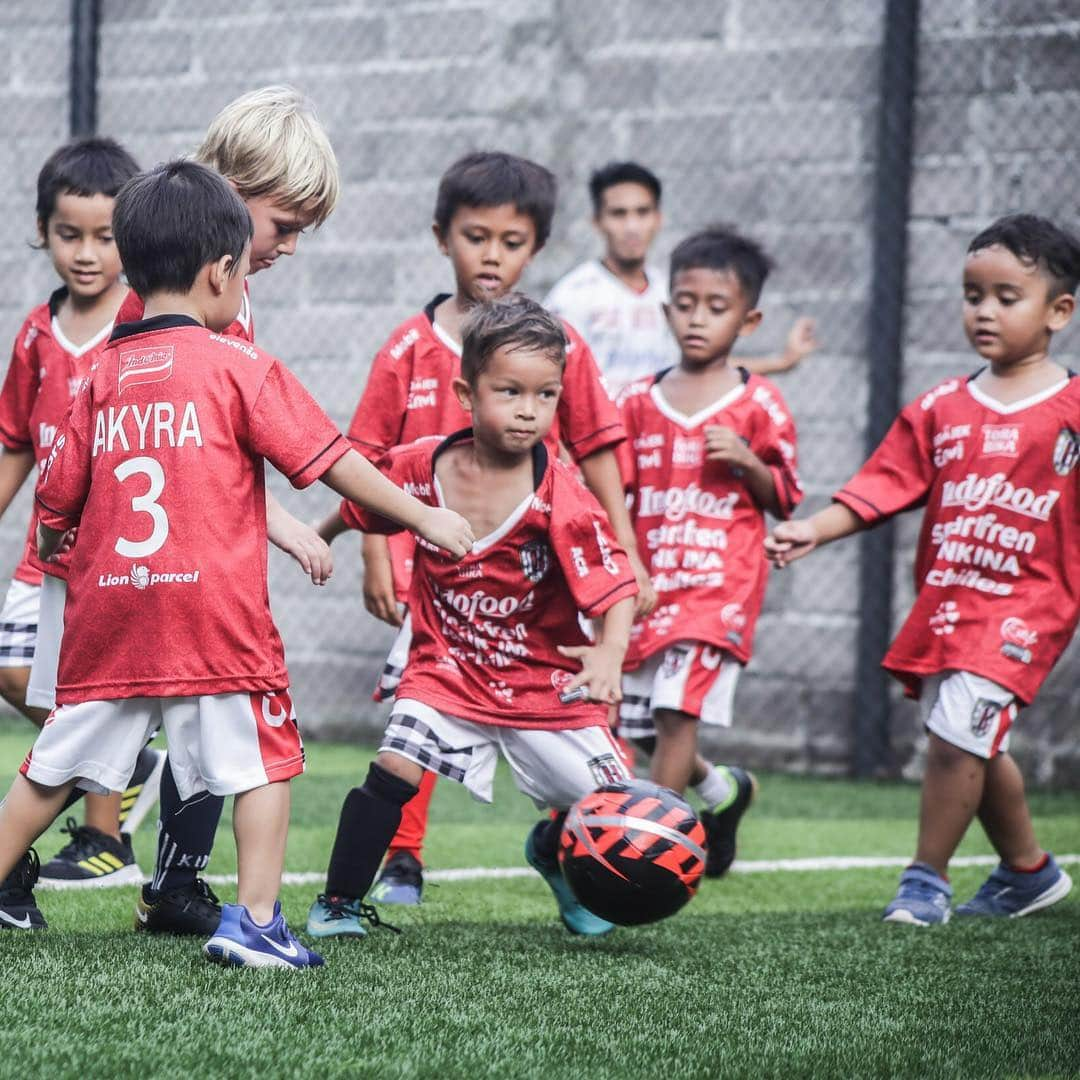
{"left": 694, "top": 763, "right": 733, "bottom": 809}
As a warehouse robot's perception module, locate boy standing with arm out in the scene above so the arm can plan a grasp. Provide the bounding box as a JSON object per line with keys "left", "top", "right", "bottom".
{"left": 0, "top": 162, "right": 471, "bottom": 966}
{"left": 309, "top": 294, "right": 638, "bottom": 940}
{"left": 618, "top": 227, "right": 803, "bottom": 876}
{"left": 766, "top": 214, "right": 1077, "bottom": 925}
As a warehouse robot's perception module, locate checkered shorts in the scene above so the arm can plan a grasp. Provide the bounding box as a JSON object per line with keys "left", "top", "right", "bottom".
{"left": 0, "top": 579, "right": 40, "bottom": 667}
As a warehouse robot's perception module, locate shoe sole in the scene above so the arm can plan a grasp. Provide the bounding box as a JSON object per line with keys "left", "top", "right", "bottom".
{"left": 120, "top": 749, "right": 167, "bottom": 837}
{"left": 38, "top": 863, "right": 144, "bottom": 890}
{"left": 883, "top": 907, "right": 951, "bottom": 927}
{"left": 204, "top": 937, "right": 317, "bottom": 969}
{"left": 368, "top": 884, "right": 422, "bottom": 906}
{"left": 1011, "top": 869, "right": 1073, "bottom": 919}
{"left": 305, "top": 920, "right": 367, "bottom": 939}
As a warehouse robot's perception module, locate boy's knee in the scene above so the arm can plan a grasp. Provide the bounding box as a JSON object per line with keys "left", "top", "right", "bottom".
{"left": 0, "top": 665, "right": 28, "bottom": 707}
{"left": 368, "top": 755, "right": 422, "bottom": 802}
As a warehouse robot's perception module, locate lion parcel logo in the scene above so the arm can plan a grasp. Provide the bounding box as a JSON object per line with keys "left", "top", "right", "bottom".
{"left": 98, "top": 563, "right": 200, "bottom": 590}
{"left": 1000, "top": 616, "right": 1037, "bottom": 664}
{"left": 118, "top": 345, "right": 174, "bottom": 395}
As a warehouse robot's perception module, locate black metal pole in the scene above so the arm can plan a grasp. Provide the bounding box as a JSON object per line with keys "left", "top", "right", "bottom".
{"left": 70, "top": 0, "right": 101, "bottom": 136}
{"left": 854, "top": 0, "right": 920, "bottom": 777}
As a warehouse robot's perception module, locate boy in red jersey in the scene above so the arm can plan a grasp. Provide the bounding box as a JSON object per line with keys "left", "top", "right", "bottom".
{"left": 0, "top": 162, "right": 472, "bottom": 967}
{"left": 618, "top": 227, "right": 802, "bottom": 876}
{"left": 0, "top": 138, "right": 166, "bottom": 902}
{"left": 307, "top": 293, "right": 638, "bottom": 939}
{"left": 767, "top": 214, "right": 1078, "bottom": 925}
{"left": 316, "top": 152, "right": 653, "bottom": 905}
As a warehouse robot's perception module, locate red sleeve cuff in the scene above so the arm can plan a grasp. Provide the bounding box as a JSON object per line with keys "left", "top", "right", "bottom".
{"left": 289, "top": 434, "right": 350, "bottom": 489}
{"left": 580, "top": 576, "right": 638, "bottom": 618}
{"left": 833, "top": 487, "right": 883, "bottom": 524}
{"left": 565, "top": 422, "right": 626, "bottom": 462}
{"left": 35, "top": 495, "right": 78, "bottom": 533}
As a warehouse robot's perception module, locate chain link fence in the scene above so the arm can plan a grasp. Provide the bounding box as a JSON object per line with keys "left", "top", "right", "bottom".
{"left": 0, "top": 0, "right": 1076, "bottom": 781}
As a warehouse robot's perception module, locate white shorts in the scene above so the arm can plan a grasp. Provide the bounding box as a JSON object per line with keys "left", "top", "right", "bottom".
{"left": 21, "top": 689, "right": 304, "bottom": 800}
{"left": 920, "top": 670, "right": 1016, "bottom": 759}
{"left": 26, "top": 573, "right": 64, "bottom": 710}
{"left": 0, "top": 579, "right": 40, "bottom": 668}
{"left": 382, "top": 698, "right": 630, "bottom": 810}
{"left": 619, "top": 642, "right": 741, "bottom": 740}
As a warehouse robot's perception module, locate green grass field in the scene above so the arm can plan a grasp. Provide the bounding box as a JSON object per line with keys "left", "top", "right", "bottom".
{"left": 0, "top": 720, "right": 1077, "bottom": 1080}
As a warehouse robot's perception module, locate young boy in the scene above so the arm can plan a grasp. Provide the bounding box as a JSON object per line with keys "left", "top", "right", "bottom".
{"left": 618, "top": 226, "right": 803, "bottom": 876}
{"left": 0, "top": 161, "right": 471, "bottom": 968}
{"left": 308, "top": 293, "right": 638, "bottom": 939}
{"left": 316, "top": 151, "right": 653, "bottom": 905}
{"left": 544, "top": 161, "right": 819, "bottom": 391}
{"left": 766, "top": 214, "right": 1077, "bottom": 925}
{"left": 108, "top": 86, "right": 342, "bottom": 935}
{"left": 0, "top": 137, "right": 165, "bottom": 900}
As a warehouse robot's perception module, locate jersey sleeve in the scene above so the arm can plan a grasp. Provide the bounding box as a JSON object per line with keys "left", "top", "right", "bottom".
{"left": 615, "top": 389, "right": 639, "bottom": 494}
{"left": 550, "top": 465, "right": 638, "bottom": 617}
{"left": 340, "top": 444, "right": 420, "bottom": 535}
{"left": 249, "top": 360, "right": 349, "bottom": 488}
{"left": 557, "top": 322, "right": 625, "bottom": 461}
{"left": 347, "top": 341, "right": 409, "bottom": 462}
{"left": 35, "top": 380, "right": 94, "bottom": 530}
{"left": 834, "top": 397, "right": 934, "bottom": 523}
{"left": 749, "top": 379, "right": 803, "bottom": 519}
{"left": 0, "top": 320, "right": 41, "bottom": 452}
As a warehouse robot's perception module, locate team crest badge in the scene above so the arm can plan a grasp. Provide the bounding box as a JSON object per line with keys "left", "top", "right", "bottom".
{"left": 1052, "top": 427, "right": 1078, "bottom": 477}
{"left": 970, "top": 699, "right": 1001, "bottom": 738}
{"left": 587, "top": 754, "right": 625, "bottom": 787}
{"left": 520, "top": 539, "right": 551, "bottom": 583}
{"left": 661, "top": 646, "right": 691, "bottom": 679}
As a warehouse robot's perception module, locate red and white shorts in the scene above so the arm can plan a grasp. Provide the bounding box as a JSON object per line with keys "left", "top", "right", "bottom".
{"left": 21, "top": 689, "right": 304, "bottom": 800}
{"left": 382, "top": 698, "right": 630, "bottom": 810}
{"left": 920, "top": 670, "right": 1016, "bottom": 759}
{"left": 619, "top": 642, "right": 741, "bottom": 739}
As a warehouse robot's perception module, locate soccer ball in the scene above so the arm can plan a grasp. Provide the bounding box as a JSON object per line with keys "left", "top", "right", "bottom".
{"left": 559, "top": 780, "right": 707, "bottom": 926}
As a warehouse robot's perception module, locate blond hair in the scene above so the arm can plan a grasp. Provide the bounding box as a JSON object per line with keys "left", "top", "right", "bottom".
{"left": 195, "top": 85, "right": 340, "bottom": 226}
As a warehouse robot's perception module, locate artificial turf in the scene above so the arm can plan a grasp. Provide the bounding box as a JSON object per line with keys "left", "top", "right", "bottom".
{"left": 0, "top": 722, "right": 1077, "bottom": 1079}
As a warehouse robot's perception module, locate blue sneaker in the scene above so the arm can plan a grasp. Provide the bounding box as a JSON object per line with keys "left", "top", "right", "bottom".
{"left": 883, "top": 863, "right": 952, "bottom": 926}
{"left": 956, "top": 855, "right": 1073, "bottom": 918}
{"left": 306, "top": 894, "right": 368, "bottom": 938}
{"left": 204, "top": 902, "right": 324, "bottom": 969}
{"left": 369, "top": 851, "right": 423, "bottom": 906}
{"left": 525, "top": 821, "right": 614, "bottom": 937}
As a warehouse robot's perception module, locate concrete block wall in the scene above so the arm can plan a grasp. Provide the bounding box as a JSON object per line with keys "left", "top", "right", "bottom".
{"left": 0, "top": 0, "right": 1074, "bottom": 781}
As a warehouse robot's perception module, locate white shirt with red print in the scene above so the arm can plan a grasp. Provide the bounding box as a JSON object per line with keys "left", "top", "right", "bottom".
{"left": 618, "top": 367, "right": 802, "bottom": 668}
{"left": 835, "top": 371, "right": 1079, "bottom": 704}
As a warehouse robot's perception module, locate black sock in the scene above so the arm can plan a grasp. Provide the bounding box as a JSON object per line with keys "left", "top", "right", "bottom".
{"left": 150, "top": 756, "right": 224, "bottom": 894}
{"left": 325, "top": 763, "right": 418, "bottom": 900}
{"left": 531, "top": 812, "right": 567, "bottom": 861}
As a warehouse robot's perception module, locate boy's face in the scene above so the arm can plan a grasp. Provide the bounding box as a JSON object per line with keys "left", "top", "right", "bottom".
{"left": 963, "top": 244, "right": 1074, "bottom": 363}
{"left": 435, "top": 204, "right": 538, "bottom": 303}
{"left": 665, "top": 267, "right": 761, "bottom": 367}
{"left": 595, "top": 182, "right": 661, "bottom": 267}
{"left": 453, "top": 344, "right": 563, "bottom": 457}
{"left": 207, "top": 241, "right": 252, "bottom": 332}
{"left": 244, "top": 194, "right": 314, "bottom": 273}
{"left": 40, "top": 192, "right": 123, "bottom": 303}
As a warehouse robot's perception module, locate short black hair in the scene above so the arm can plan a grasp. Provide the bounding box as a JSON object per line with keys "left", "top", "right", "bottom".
{"left": 434, "top": 152, "right": 557, "bottom": 250}
{"left": 36, "top": 136, "right": 141, "bottom": 230}
{"left": 113, "top": 160, "right": 253, "bottom": 299}
{"left": 968, "top": 213, "right": 1080, "bottom": 297}
{"left": 460, "top": 293, "right": 567, "bottom": 386}
{"left": 669, "top": 225, "right": 773, "bottom": 307}
{"left": 589, "top": 161, "right": 662, "bottom": 213}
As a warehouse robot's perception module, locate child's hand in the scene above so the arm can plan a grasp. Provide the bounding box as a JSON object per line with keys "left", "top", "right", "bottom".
{"left": 315, "top": 509, "right": 349, "bottom": 545}
{"left": 49, "top": 527, "right": 78, "bottom": 560}
{"left": 556, "top": 642, "right": 625, "bottom": 706}
{"left": 627, "top": 549, "right": 657, "bottom": 618}
{"left": 417, "top": 506, "right": 475, "bottom": 560}
{"left": 764, "top": 519, "right": 819, "bottom": 568}
{"left": 272, "top": 517, "right": 333, "bottom": 585}
{"left": 704, "top": 425, "right": 753, "bottom": 468}
{"left": 362, "top": 552, "right": 403, "bottom": 627}
{"left": 779, "top": 316, "right": 819, "bottom": 371}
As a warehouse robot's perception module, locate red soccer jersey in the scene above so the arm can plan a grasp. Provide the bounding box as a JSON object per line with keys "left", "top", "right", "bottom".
{"left": 35, "top": 315, "right": 349, "bottom": 703}
{"left": 339, "top": 295, "right": 626, "bottom": 599}
{"left": 0, "top": 290, "right": 115, "bottom": 586}
{"left": 835, "top": 372, "right": 1080, "bottom": 704}
{"left": 115, "top": 281, "right": 254, "bottom": 343}
{"left": 618, "top": 368, "right": 802, "bottom": 667}
{"left": 349, "top": 431, "right": 638, "bottom": 730}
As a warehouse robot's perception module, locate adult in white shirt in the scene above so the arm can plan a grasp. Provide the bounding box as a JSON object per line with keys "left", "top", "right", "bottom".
{"left": 545, "top": 161, "right": 817, "bottom": 392}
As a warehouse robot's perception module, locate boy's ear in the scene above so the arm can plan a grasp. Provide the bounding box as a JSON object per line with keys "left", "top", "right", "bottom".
{"left": 207, "top": 253, "right": 235, "bottom": 296}
{"left": 451, "top": 375, "right": 474, "bottom": 412}
{"left": 1047, "top": 291, "right": 1075, "bottom": 332}
{"left": 36, "top": 217, "right": 48, "bottom": 247}
{"left": 738, "top": 308, "right": 764, "bottom": 337}
{"left": 432, "top": 222, "right": 449, "bottom": 256}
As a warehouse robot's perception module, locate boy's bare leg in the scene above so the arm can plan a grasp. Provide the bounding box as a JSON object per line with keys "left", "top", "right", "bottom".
{"left": 233, "top": 781, "right": 290, "bottom": 925}
{"left": 912, "top": 733, "right": 986, "bottom": 877}
{"left": 975, "top": 752, "right": 1044, "bottom": 869}
{"left": 82, "top": 792, "right": 125, "bottom": 839}
{"left": 650, "top": 709, "right": 698, "bottom": 794}
{"left": 375, "top": 751, "right": 425, "bottom": 787}
{"left": 0, "top": 773, "right": 78, "bottom": 882}
{"left": 0, "top": 667, "right": 49, "bottom": 727}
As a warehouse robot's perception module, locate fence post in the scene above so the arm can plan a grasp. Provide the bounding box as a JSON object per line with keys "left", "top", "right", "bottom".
{"left": 70, "top": 0, "right": 101, "bottom": 136}
{"left": 854, "top": 0, "right": 920, "bottom": 777}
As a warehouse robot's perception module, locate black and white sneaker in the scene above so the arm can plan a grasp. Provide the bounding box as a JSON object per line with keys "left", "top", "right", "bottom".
{"left": 134, "top": 879, "right": 222, "bottom": 936}
{"left": 38, "top": 817, "right": 142, "bottom": 888}
{"left": 700, "top": 766, "right": 758, "bottom": 878}
{"left": 0, "top": 850, "right": 47, "bottom": 930}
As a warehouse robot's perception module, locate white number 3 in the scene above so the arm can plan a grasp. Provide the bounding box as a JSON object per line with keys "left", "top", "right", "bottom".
{"left": 114, "top": 456, "right": 168, "bottom": 557}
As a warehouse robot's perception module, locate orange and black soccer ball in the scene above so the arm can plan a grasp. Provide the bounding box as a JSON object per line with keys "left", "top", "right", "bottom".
{"left": 559, "top": 780, "right": 707, "bottom": 926}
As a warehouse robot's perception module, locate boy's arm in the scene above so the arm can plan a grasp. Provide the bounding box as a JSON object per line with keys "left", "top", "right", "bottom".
{"left": 266, "top": 492, "right": 333, "bottom": 585}
{"left": 36, "top": 521, "right": 74, "bottom": 563}
{"left": 0, "top": 449, "right": 35, "bottom": 518}
{"left": 703, "top": 428, "right": 784, "bottom": 517}
{"left": 741, "top": 317, "right": 818, "bottom": 376}
{"left": 557, "top": 595, "right": 634, "bottom": 705}
{"left": 764, "top": 502, "right": 864, "bottom": 568}
{"left": 361, "top": 532, "right": 402, "bottom": 628}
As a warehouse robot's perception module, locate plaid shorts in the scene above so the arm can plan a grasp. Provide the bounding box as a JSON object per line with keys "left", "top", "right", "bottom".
{"left": 0, "top": 579, "right": 39, "bottom": 668}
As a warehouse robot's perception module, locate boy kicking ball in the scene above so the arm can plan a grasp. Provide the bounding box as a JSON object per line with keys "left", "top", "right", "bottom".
{"left": 766, "top": 214, "right": 1077, "bottom": 925}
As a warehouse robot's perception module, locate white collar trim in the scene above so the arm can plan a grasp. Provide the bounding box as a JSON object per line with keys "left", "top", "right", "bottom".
{"left": 967, "top": 377, "right": 1070, "bottom": 415}
{"left": 50, "top": 317, "right": 113, "bottom": 358}
{"left": 649, "top": 379, "right": 745, "bottom": 430}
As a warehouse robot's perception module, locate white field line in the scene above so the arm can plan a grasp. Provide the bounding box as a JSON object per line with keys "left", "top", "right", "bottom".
{"left": 37, "top": 853, "right": 1080, "bottom": 890}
